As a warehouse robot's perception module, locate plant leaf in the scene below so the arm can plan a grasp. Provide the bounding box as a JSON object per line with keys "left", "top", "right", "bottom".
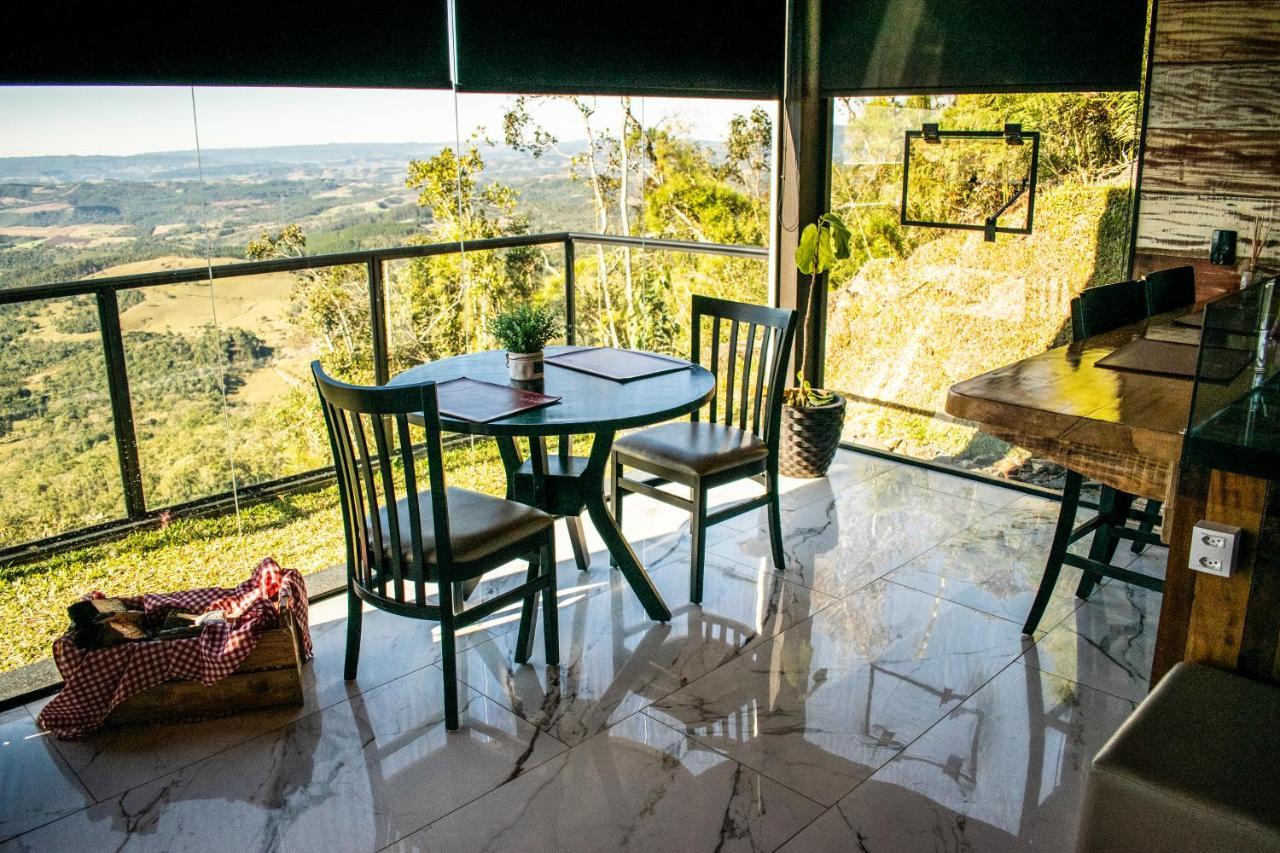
{"left": 796, "top": 223, "right": 819, "bottom": 274}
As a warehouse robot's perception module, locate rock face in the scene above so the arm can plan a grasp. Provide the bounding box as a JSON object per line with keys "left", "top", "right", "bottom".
{"left": 825, "top": 179, "right": 1132, "bottom": 481}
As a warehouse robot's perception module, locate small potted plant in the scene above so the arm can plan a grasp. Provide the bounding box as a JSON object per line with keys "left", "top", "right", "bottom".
{"left": 490, "top": 303, "right": 560, "bottom": 380}
{"left": 780, "top": 213, "right": 850, "bottom": 478}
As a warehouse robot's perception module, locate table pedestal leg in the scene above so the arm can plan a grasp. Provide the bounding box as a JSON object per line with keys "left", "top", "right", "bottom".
{"left": 582, "top": 429, "right": 672, "bottom": 622}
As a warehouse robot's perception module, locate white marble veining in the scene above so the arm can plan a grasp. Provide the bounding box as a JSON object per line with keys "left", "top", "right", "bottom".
{"left": 886, "top": 494, "right": 1134, "bottom": 634}
{"left": 454, "top": 556, "right": 836, "bottom": 746}
{"left": 395, "top": 712, "right": 825, "bottom": 853}
{"left": 6, "top": 667, "right": 563, "bottom": 852}
{"left": 4, "top": 451, "right": 1159, "bottom": 853}
{"left": 778, "top": 661, "right": 1137, "bottom": 851}
{"left": 647, "top": 580, "right": 1034, "bottom": 806}
{"left": 711, "top": 472, "right": 1002, "bottom": 597}
{"left": 1028, "top": 553, "right": 1163, "bottom": 703}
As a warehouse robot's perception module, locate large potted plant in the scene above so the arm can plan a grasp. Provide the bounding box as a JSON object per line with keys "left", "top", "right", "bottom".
{"left": 780, "top": 213, "right": 850, "bottom": 478}
{"left": 489, "top": 304, "right": 560, "bottom": 380}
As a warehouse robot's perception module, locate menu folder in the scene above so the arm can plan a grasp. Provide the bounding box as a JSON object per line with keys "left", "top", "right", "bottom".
{"left": 433, "top": 377, "right": 561, "bottom": 423}
{"left": 544, "top": 346, "right": 692, "bottom": 382}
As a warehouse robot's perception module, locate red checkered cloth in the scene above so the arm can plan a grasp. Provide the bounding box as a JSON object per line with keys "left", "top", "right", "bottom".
{"left": 37, "top": 558, "right": 312, "bottom": 739}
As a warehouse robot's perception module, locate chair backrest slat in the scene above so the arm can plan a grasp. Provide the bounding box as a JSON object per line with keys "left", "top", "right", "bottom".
{"left": 312, "top": 361, "right": 452, "bottom": 613}
{"left": 691, "top": 295, "right": 797, "bottom": 445}
{"left": 321, "top": 399, "right": 366, "bottom": 590}
{"left": 752, "top": 325, "right": 771, "bottom": 435}
{"left": 1071, "top": 279, "right": 1147, "bottom": 341}
{"left": 367, "top": 415, "right": 404, "bottom": 602}
{"left": 723, "top": 319, "right": 740, "bottom": 427}
{"left": 709, "top": 314, "right": 722, "bottom": 423}
{"left": 738, "top": 322, "right": 758, "bottom": 432}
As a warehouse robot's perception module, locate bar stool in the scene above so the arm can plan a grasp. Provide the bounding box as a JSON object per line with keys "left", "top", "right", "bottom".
{"left": 1023, "top": 280, "right": 1170, "bottom": 633}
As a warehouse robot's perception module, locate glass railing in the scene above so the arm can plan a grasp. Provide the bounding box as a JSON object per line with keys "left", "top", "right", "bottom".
{"left": 0, "top": 232, "right": 767, "bottom": 565}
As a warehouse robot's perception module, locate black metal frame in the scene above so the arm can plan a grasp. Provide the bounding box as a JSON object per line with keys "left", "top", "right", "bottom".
{"left": 0, "top": 231, "right": 767, "bottom": 567}
{"left": 899, "top": 126, "right": 1041, "bottom": 240}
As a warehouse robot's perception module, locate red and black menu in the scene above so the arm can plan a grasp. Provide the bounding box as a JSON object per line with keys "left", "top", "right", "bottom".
{"left": 434, "top": 377, "right": 561, "bottom": 423}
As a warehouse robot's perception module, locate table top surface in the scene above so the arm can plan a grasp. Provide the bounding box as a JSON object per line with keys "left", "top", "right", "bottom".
{"left": 388, "top": 346, "right": 715, "bottom": 436}
{"left": 946, "top": 311, "right": 1197, "bottom": 466}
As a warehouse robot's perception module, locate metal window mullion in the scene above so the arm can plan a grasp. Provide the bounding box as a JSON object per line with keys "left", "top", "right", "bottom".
{"left": 95, "top": 289, "right": 146, "bottom": 519}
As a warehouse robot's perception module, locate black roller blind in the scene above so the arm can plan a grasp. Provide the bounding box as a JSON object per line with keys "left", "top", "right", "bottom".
{"left": 1, "top": 0, "right": 452, "bottom": 88}
{"left": 821, "top": 0, "right": 1147, "bottom": 95}
{"left": 454, "top": 0, "right": 786, "bottom": 98}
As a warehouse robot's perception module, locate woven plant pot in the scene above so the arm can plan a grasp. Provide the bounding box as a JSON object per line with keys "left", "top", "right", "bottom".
{"left": 779, "top": 394, "right": 846, "bottom": 478}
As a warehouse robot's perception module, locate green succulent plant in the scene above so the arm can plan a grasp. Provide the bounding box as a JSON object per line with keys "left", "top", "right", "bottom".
{"left": 489, "top": 304, "right": 560, "bottom": 354}
{"left": 786, "top": 212, "right": 851, "bottom": 407}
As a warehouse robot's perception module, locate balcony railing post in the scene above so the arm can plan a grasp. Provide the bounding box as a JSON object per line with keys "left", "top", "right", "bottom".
{"left": 563, "top": 238, "right": 576, "bottom": 346}
{"left": 367, "top": 257, "right": 389, "bottom": 385}
{"left": 95, "top": 289, "right": 146, "bottom": 519}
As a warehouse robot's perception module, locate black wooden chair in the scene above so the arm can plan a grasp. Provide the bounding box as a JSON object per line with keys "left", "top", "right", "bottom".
{"left": 1144, "top": 265, "right": 1196, "bottom": 317}
{"left": 312, "top": 362, "right": 558, "bottom": 730}
{"left": 609, "top": 296, "right": 797, "bottom": 604}
{"left": 1023, "top": 282, "right": 1167, "bottom": 634}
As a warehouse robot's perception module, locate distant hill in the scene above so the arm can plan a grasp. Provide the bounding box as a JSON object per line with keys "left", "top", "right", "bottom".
{"left": 0, "top": 140, "right": 589, "bottom": 184}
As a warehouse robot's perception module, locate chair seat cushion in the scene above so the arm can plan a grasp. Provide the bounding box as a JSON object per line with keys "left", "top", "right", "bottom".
{"left": 373, "top": 487, "right": 554, "bottom": 569}
{"left": 615, "top": 422, "right": 768, "bottom": 477}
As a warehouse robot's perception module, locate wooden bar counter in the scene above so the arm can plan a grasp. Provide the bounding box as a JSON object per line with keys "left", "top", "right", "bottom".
{"left": 947, "top": 317, "right": 1280, "bottom": 688}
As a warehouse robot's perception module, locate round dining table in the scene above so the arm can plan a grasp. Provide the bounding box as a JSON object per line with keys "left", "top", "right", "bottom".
{"left": 389, "top": 345, "right": 715, "bottom": 622}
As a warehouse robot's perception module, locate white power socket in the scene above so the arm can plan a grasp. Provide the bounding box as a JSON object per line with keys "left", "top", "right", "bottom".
{"left": 1188, "top": 521, "right": 1243, "bottom": 577}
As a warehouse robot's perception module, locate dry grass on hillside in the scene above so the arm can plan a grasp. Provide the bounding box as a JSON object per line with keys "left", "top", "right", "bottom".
{"left": 826, "top": 179, "right": 1132, "bottom": 469}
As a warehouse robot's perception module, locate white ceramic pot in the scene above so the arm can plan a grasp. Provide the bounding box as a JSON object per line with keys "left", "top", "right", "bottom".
{"left": 506, "top": 350, "right": 544, "bottom": 380}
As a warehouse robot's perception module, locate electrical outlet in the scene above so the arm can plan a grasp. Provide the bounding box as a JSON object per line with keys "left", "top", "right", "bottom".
{"left": 1189, "top": 521, "right": 1243, "bottom": 577}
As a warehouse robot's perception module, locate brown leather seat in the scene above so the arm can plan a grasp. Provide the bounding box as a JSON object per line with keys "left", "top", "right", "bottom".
{"left": 614, "top": 422, "right": 768, "bottom": 477}
{"left": 373, "top": 487, "right": 554, "bottom": 569}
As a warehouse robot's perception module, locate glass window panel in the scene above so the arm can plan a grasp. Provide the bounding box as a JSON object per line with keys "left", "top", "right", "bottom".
{"left": 826, "top": 93, "right": 1141, "bottom": 487}
{"left": 0, "top": 296, "right": 125, "bottom": 544}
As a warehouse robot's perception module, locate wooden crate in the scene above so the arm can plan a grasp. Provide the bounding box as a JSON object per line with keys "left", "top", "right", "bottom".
{"left": 103, "top": 590, "right": 305, "bottom": 728}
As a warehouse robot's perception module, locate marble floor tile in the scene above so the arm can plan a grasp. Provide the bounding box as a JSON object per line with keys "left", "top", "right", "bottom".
{"left": 886, "top": 494, "right": 1136, "bottom": 634}
{"left": 1028, "top": 576, "right": 1161, "bottom": 703}
{"left": 453, "top": 557, "right": 837, "bottom": 746}
{"left": 394, "top": 712, "right": 824, "bottom": 853}
{"left": 778, "top": 661, "right": 1137, "bottom": 852}
{"left": 4, "top": 666, "right": 564, "bottom": 853}
{"left": 710, "top": 473, "right": 1001, "bottom": 597}
{"left": 874, "top": 463, "right": 1029, "bottom": 509}
{"left": 0, "top": 706, "right": 94, "bottom": 841}
{"left": 39, "top": 698, "right": 307, "bottom": 804}
{"left": 647, "top": 581, "right": 1034, "bottom": 806}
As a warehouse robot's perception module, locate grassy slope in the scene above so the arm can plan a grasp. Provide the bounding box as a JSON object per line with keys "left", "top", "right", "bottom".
{"left": 827, "top": 178, "right": 1132, "bottom": 468}
{"left": 0, "top": 438, "right": 514, "bottom": 672}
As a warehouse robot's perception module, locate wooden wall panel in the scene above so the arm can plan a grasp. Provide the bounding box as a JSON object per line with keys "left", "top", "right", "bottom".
{"left": 1154, "top": 0, "right": 1280, "bottom": 63}
{"left": 1136, "top": 2, "right": 1280, "bottom": 274}
{"left": 1141, "top": 130, "right": 1280, "bottom": 197}
{"left": 1136, "top": 192, "right": 1280, "bottom": 261}
{"left": 1148, "top": 63, "right": 1280, "bottom": 130}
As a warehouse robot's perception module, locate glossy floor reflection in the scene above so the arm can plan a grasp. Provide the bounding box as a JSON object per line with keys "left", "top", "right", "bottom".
{"left": 2, "top": 451, "right": 1161, "bottom": 851}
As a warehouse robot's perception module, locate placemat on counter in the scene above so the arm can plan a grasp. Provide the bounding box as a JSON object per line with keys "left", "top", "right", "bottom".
{"left": 1097, "top": 337, "right": 1252, "bottom": 382}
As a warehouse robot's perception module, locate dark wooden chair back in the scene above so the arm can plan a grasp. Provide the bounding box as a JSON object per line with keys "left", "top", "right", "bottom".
{"left": 1070, "top": 280, "right": 1147, "bottom": 341}
{"left": 312, "top": 361, "right": 452, "bottom": 612}
{"left": 1144, "top": 266, "right": 1196, "bottom": 317}
{"left": 689, "top": 295, "right": 797, "bottom": 446}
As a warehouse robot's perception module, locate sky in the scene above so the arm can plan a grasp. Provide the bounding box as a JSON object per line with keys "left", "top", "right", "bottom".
{"left": 0, "top": 86, "right": 768, "bottom": 158}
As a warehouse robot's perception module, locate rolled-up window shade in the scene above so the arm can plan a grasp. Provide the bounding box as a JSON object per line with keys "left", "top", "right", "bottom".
{"left": 454, "top": 0, "right": 785, "bottom": 98}
{"left": 821, "top": 0, "right": 1147, "bottom": 95}
{"left": 1, "top": 0, "right": 452, "bottom": 88}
